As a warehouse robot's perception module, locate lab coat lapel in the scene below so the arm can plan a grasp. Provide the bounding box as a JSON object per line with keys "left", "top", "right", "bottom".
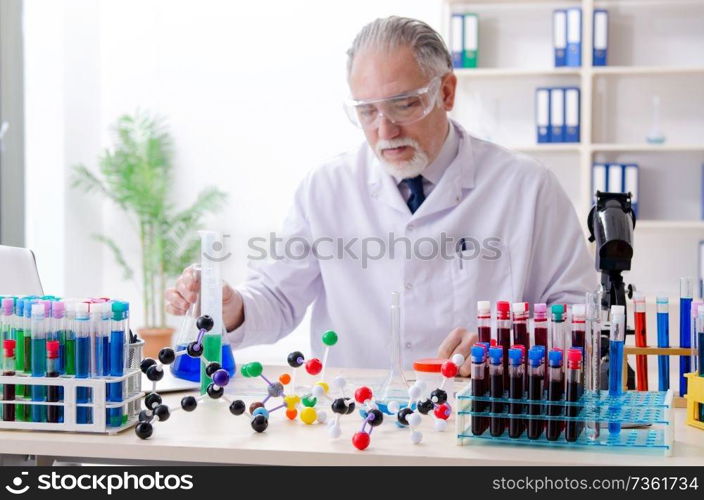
{"left": 411, "top": 126, "right": 475, "bottom": 220}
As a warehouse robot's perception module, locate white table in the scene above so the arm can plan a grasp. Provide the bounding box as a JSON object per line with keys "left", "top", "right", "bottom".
{"left": 0, "top": 366, "right": 701, "bottom": 466}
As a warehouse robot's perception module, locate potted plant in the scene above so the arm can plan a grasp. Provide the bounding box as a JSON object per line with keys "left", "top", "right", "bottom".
{"left": 72, "top": 111, "right": 227, "bottom": 357}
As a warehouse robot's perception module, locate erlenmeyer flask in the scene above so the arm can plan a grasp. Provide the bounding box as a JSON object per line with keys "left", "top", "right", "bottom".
{"left": 375, "top": 291, "right": 410, "bottom": 411}
{"left": 170, "top": 263, "right": 235, "bottom": 382}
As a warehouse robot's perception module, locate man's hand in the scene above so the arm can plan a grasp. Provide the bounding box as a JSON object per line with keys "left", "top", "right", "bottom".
{"left": 165, "top": 265, "right": 245, "bottom": 332}
{"left": 437, "top": 327, "right": 478, "bottom": 377}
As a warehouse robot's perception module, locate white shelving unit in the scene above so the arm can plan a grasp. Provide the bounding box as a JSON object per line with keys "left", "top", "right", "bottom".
{"left": 442, "top": 0, "right": 704, "bottom": 295}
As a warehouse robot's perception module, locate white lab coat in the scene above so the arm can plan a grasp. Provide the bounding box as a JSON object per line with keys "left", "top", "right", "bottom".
{"left": 226, "top": 121, "right": 597, "bottom": 369}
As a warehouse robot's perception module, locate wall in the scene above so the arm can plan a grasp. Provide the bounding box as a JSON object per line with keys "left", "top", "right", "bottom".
{"left": 24, "top": 0, "right": 443, "bottom": 363}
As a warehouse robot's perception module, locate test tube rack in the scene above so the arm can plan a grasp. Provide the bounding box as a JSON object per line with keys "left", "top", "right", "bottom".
{"left": 622, "top": 346, "right": 698, "bottom": 408}
{"left": 684, "top": 373, "right": 704, "bottom": 430}
{"left": 456, "top": 386, "right": 674, "bottom": 456}
{"left": 0, "top": 340, "right": 143, "bottom": 434}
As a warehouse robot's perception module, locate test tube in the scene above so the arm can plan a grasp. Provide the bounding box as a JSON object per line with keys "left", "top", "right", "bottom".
{"left": 608, "top": 305, "right": 626, "bottom": 435}
{"left": 64, "top": 301, "right": 77, "bottom": 377}
{"left": 633, "top": 293, "right": 649, "bottom": 391}
{"left": 2, "top": 339, "right": 16, "bottom": 421}
{"left": 565, "top": 348, "right": 584, "bottom": 442}
{"left": 30, "top": 303, "right": 47, "bottom": 423}
{"left": 75, "top": 303, "right": 92, "bottom": 424}
{"left": 533, "top": 303, "right": 548, "bottom": 365}
{"left": 51, "top": 301, "right": 66, "bottom": 375}
{"left": 585, "top": 291, "right": 602, "bottom": 440}
{"left": 108, "top": 301, "right": 128, "bottom": 427}
{"left": 570, "top": 304, "right": 586, "bottom": 351}
{"left": 512, "top": 302, "right": 529, "bottom": 350}
{"left": 46, "top": 340, "right": 61, "bottom": 423}
{"left": 14, "top": 299, "right": 28, "bottom": 421}
{"left": 508, "top": 347, "right": 525, "bottom": 438}
{"left": 496, "top": 301, "right": 511, "bottom": 387}
{"left": 549, "top": 304, "right": 566, "bottom": 354}
{"left": 692, "top": 302, "right": 703, "bottom": 378}
{"left": 101, "top": 302, "right": 112, "bottom": 377}
{"left": 546, "top": 349, "right": 564, "bottom": 441}
{"left": 470, "top": 345, "right": 487, "bottom": 436}
{"left": 679, "top": 278, "right": 693, "bottom": 396}
{"left": 0, "top": 298, "right": 13, "bottom": 420}
{"left": 488, "top": 347, "right": 505, "bottom": 437}
{"left": 477, "top": 301, "right": 491, "bottom": 343}
{"left": 695, "top": 305, "right": 704, "bottom": 377}
{"left": 527, "top": 346, "right": 544, "bottom": 440}
{"left": 656, "top": 296, "right": 670, "bottom": 391}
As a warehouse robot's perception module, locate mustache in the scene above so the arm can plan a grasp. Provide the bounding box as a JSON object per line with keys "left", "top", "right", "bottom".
{"left": 375, "top": 137, "right": 420, "bottom": 154}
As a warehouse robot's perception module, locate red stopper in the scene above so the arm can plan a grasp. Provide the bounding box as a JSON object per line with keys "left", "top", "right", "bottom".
{"left": 354, "top": 386, "right": 373, "bottom": 404}
{"left": 440, "top": 361, "right": 458, "bottom": 378}
{"left": 496, "top": 301, "right": 510, "bottom": 320}
{"left": 567, "top": 348, "right": 583, "bottom": 369}
{"left": 2, "top": 339, "right": 16, "bottom": 357}
{"left": 305, "top": 358, "right": 322, "bottom": 376}
{"left": 489, "top": 339, "right": 497, "bottom": 347}
{"left": 47, "top": 340, "right": 60, "bottom": 359}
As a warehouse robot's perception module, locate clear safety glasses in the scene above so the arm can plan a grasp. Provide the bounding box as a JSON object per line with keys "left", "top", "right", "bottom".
{"left": 344, "top": 76, "right": 443, "bottom": 129}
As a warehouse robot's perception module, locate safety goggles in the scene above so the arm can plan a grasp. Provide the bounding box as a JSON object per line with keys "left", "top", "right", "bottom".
{"left": 344, "top": 76, "right": 443, "bottom": 129}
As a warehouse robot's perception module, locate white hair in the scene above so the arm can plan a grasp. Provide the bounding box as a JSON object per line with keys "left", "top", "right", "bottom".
{"left": 347, "top": 16, "right": 453, "bottom": 79}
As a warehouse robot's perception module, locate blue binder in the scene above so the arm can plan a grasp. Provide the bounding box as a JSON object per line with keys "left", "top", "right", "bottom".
{"left": 623, "top": 163, "right": 639, "bottom": 217}
{"left": 536, "top": 88, "right": 551, "bottom": 143}
{"left": 550, "top": 88, "right": 565, "bottom": 143}
{"left": 564, "top": 87, "right": 580, "bottom": 143}
{"left": 553, "top": 10, "right": 567, "bottom": 67}
{"left": 451, "top": 14, "right": 464, "bottom": 68}
{"left": 593, "top": 9, "right": 608, "bottom": 66}
{"left": 566, "top": 8, "right": 582, "bottom": 67}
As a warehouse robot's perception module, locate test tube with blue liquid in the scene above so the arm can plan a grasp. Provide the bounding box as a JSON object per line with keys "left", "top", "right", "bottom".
{"left": 608, "top": 305, "right": 626, "bottom": 435}
{"left": 108, "top": 301, "right": 128, "bottom": 427}
{"left": 95, "top": 301, "right": 111, "bottom": 378}
{"left": 30, "top": 302, "right": 47, "bottom": 422}
{"left": 75, "top": 303, "right": 92, "bottom": 424}
{"left": 680, "top": 278, "right": 693, "bottom": 396}
{"left": 656, "top": 296, "right": 670, "bottom": 391}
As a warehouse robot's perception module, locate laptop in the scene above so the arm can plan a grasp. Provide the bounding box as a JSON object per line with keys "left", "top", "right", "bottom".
{"left": 0, "top": 244, "right": 44, "bottom": 295}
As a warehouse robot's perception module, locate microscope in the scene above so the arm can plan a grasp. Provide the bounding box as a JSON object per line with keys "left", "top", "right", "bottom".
{"left": 587, "top": 191, "right": 637, "bottom": 388}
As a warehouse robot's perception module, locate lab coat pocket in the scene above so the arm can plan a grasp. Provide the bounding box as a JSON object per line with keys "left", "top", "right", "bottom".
{"left": 450, "top": 238, "right": 512, "bottom": 326}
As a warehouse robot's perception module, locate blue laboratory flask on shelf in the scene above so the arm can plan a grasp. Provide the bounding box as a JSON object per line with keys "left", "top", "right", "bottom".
{"left": 170, "top": 267, "right": 235, "bottom": 382}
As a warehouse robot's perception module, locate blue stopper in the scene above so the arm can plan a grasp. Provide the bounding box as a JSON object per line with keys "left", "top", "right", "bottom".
{"left": 528, "top": 347, "right": 544, "bottom": 367}
{"left": 471, "top": 345, "right": 485, "bottom": 363}
{"left": 548, "top": 349, "right": 563, "bottom": 367}
{"left": 488, "top": 347, "right": 503, "bottom": 365}
{"left": 508, "top": 348, "right": 522, "bottom": 366}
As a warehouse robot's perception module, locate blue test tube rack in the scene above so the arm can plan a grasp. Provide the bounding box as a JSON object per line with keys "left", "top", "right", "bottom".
{"left": 456, "top": 388, "right": 674, "bottom": 455}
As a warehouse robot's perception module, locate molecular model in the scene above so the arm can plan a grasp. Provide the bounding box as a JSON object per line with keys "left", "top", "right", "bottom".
{"left": 326, "top": 353, "right": 465, "bottom": 450}
{"left": 134, "top": 316, "right": 340, "bottom": 439}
